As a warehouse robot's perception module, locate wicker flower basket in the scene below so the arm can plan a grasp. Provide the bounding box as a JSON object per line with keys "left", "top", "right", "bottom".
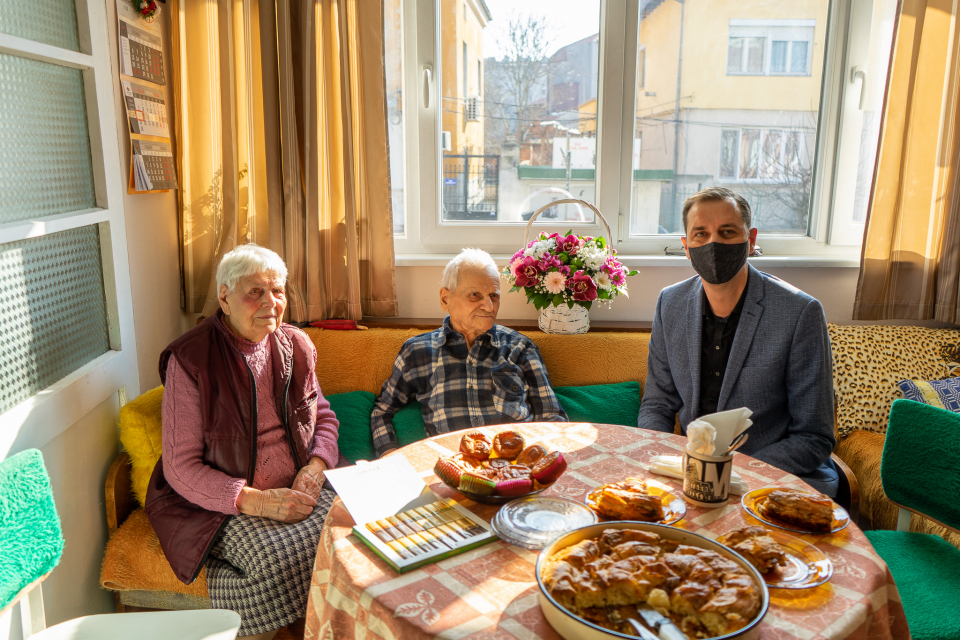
{"left": 522, "top": 199, "right": 613, "bottom": 335}
{"left": 538, "top": 303, "right": 590, "bottom": 334}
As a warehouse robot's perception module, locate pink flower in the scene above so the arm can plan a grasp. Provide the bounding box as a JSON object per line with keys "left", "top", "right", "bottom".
{"left": 569, "top": 270, "right": 598, "bottom": 301}
{"left": 538, "top": 255, "right": 562, "bottom": 271}
{"left": 559, "top": 265, "right": 571, "bottom": 276}
{"left": 514, "top": 256, "right": 542, "bottom": 288}
{"left": 557, "top": 234, "right": 581, "bottom": 256}
{"left": 610, "top": 268, "right": 627, "bottom": 287}
{"left": 544, "top": 271, "right": 567, "bottom": 294}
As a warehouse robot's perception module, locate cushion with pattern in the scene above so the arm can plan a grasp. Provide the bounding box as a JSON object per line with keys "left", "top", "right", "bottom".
{"left": 898, "top": 378, "right": 960, "bottom": 413}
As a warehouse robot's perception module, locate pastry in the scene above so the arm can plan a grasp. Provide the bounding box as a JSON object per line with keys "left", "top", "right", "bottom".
{"left": 482, "top": 458, "right": 511, "bottom": 471}
{"left": 498, "top": 464, "right": 533, "bottom": 481}
{"left": 531, "top": 451, "right": 567, "bottom": 484}
{"left": 543, "top": 529, "right": 761, "bottom": 637}
{"left": 492, "top": 431, "right": 525, "bottom": 459}
{"left": 758, "top": 489, "right": 834, "bottom": 532}
{"left": 721, "top": 526, "right": 786, "bottom": 573}
{"left": 589, "top": 478, "right": 665, "bottom": 522}
{"left": 460, "top": 432, "right": 492, "bottom": 461}
{"left": 517, "top": 444, "right": 547, "bottom": 467}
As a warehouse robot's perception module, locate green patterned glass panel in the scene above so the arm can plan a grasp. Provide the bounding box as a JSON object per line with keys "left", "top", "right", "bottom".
{"left": 0, "top": 0, "right": 80, "bottom": 51}
{"left": 0, "top": 226, "right": 110, "bottom": 414}
{"left": 0, "top": 53, "right": 96, "bottom": 223}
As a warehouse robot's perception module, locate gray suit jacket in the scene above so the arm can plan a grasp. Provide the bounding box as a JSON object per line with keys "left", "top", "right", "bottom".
{"left": 638, "top": 264, "right": 838, "bottom": 496}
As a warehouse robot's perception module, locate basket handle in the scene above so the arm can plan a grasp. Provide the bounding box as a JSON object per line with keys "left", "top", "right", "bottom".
{"left": 522, "top": 199, "right": 613, "bottom": 247}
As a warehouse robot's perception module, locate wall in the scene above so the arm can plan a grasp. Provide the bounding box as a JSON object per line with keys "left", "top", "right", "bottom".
{"left": 395, "top": 262, "right": 947, "bottom": 327}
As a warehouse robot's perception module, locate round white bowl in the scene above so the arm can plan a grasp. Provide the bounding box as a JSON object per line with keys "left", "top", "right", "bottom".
{"left": 535, "top": 521, "right": 770, "bottom": 640}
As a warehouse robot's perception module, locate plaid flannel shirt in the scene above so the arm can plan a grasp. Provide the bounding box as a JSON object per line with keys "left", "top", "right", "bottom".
{"left": 370, "top": 317, "right": 566, "bottom": 456}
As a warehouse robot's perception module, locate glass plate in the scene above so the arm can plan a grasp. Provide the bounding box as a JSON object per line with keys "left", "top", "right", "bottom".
{"left": 584, "top": 484, "right": 686, "bottom": 525}
{"left": 459, "top": 486, "right": 547, "bottom": 505}
{"left": 491, "top": 496, "right": 598, "bottom": 550}
{"left": 717, "top": 529, "right": 833, "bottom": 589}
{"left": 741, "top": 487, "right": 850, "bottom": 534}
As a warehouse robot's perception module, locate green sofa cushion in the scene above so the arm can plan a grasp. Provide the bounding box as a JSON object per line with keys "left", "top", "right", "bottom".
{"left": 327, "top": 391, "right": 377, "bottom": 463}
{"left": 328, "top": 381, "right": 640, "bottom": 463}
{"left": 555, "top": 381, "right": 641, "bottom": 426}
{"left": 865, "top": 530, "right": 960, "bottom": 639}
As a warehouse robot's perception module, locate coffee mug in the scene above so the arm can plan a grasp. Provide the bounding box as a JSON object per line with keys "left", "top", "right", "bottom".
{"left": 682, "top": 444, "right": 734, "bottom": 508}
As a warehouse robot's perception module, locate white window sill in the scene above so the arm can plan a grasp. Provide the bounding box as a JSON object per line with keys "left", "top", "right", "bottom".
{"left": 394, "top": 254, "right": 862, "bottom": 268}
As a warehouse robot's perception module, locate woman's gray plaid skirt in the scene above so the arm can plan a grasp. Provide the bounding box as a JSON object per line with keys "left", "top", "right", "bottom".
{"left": 206, "top": 488, "right": 336, "bottom": 636}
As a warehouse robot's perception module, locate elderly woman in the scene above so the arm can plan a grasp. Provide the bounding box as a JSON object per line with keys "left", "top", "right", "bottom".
{"left": 145, "top": 244, "right": 343, "bottom": 640}
{"left": 370, "top": 248, "right": 566, "bottom": 457}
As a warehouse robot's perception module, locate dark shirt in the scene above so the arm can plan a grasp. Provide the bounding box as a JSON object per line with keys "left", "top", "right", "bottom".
{"left": 699, "top": 282, "right": 749, "bottom": 417}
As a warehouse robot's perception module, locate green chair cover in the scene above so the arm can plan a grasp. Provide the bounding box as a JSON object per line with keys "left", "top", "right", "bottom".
{"left": 0, "top": 449, "right": 64, "bottom": 611}
{"left": 867, "top": 400, "right": 960, "bottom": 639}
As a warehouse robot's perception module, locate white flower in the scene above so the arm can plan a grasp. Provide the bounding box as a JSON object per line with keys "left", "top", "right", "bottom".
{"left": 544, "top": 271, "right": 567, "bottom": 294}
{"left": 579, "top": 245, "right": 608, "bottom": 271}
{"left": 523, "top": 247, "right": 535, "bottom": 257}
{"left": 596, "top": 272, "right": 612, "bottom": 289}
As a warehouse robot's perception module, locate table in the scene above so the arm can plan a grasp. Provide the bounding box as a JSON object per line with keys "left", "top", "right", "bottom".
{"left": 304, "top": 423, "right": 910, "bottom": 640}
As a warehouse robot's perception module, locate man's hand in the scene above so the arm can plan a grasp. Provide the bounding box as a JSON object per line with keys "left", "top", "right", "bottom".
{"left": 236, "top": 486, "right": 316, "bottom": 522}
{"left": 291, "top": 457, "right": 328, "bottom": 501}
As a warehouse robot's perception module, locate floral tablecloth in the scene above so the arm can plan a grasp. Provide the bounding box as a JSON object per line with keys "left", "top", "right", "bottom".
{"left": 304, "top": 422, "right": 910, "bottom": 640}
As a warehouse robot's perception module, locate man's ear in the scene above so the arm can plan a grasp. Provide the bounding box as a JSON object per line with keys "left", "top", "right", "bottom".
{"left": 218, "top": 284, "right": 231, "bottom": 314}
{"left": 681, "top": 236, "right": 689, "bottom": 260}
{"left": 439, "top": 287, "right": 450, "bottom": 312}
{"left": 748, "top": 227, "right": 758, "bottom": 253}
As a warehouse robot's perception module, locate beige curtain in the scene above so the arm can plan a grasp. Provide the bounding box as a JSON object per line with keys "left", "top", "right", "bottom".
{"left": 171, "top": 0, "right": 398, "bottom": 321}
{"left": 854, "top": 0, "right": 960, "bottom": 322}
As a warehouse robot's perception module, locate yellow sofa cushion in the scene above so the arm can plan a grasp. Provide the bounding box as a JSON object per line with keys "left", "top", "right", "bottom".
{"left": 308, "top": 326, "right": 651, "bottom": 394}
{"left": 119, "top": 386, "right": 164, "bottom": 507}
{"left": 828, "top": 323, "right": 960, "bottom": 438}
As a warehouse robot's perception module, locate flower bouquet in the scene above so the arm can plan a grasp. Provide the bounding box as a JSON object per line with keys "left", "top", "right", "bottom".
{"left": 503, "top": 229, "right": 637, "bottom": 334}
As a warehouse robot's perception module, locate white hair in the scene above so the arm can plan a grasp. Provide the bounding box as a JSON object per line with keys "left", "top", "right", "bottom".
{"left": 440, "top": 248, "right": 500, "bottom": 291}
{"left": 216, "top": 243, "right": 288, "bottom": 292}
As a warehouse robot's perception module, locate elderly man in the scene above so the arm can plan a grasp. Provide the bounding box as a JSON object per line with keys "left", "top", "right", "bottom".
{"left": 637, "top": 187, "right": 838, "bottom": 496}
{"left": 371, "top": 248, "right": 566, "bottom": 457}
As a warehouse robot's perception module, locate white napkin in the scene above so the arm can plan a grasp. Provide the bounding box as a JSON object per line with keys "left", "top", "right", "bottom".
{"left": 695, "top": 407, "right": 753, "bottom": 455}
{"left": 649, "top": 455, "right": 750, "bottom": 495}
{"left": 686, "top": 420, "right": 716, "bottom": 455}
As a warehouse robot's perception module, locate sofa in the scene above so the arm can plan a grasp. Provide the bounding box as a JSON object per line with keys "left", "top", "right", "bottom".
{"left": 827, "top": 323, "right": 960, "bottom": 550}
{"left": 99, "top": 326, "right": 657, "bottom": 610}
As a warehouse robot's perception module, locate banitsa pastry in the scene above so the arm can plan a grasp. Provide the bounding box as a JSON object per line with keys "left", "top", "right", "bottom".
{"left": 722, "top": 526, "right": 785, "bottom": 573}
{"left": 542, "top": 529, "right": 761, "bottom": 637}
{"left": 758, "top": 489, "right": 834, "bottom": 532}
{"left": 590, "top": 478, "right": 665, "bottom": 522}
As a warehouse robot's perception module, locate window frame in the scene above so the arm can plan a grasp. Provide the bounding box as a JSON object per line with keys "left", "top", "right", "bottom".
{"left": 395, "top": 0, "right": 879, "bottom": 258}
{"left": 0, "top": 0, "right": 140, "bottom": 456}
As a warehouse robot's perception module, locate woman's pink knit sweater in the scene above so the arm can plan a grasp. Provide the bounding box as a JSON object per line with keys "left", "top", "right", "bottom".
{"left": 161, "top": 321, "right": 340, "bottom": 515}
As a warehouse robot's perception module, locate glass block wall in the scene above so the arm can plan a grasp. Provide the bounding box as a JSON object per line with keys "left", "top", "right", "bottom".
{"left": 0, "top": 52, "right": 97, "bottom": 223}
{"left": 0, "top": 226, "right": 110, "bottom": 414}
{"left": 0, "top": 0, "right": 80, "bottom": 51}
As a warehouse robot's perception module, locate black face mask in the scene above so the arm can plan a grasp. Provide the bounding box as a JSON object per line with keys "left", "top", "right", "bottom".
{"left": 687, "top": 241, "right": 749, "bottom": 285}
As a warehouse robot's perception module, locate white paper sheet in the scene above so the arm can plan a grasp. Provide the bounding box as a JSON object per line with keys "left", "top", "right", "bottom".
{"left": 324, "top": 455, "right": 433, "bottom": 525}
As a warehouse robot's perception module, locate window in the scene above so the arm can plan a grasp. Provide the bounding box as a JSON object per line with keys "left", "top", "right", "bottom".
{"left": 0, "top": 0, "right": 139, "bottom": 451}
{"left": 385, "top": 0, "right": 405, "bottom": 235}
{"left": 726, "top": 21, "right": 814, "bottom": 76}
{"left": 391, "top": 0, "right": 898, "bottom": 256}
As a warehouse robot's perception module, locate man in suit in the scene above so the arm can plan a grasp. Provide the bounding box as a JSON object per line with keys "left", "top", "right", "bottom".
{"left": 637, "top": 187, "right": 838, "bottom": 496}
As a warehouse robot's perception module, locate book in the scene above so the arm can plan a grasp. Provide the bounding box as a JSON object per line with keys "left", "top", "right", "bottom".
{"left": 324, "top": 456, "right": 498, "bottom": 573}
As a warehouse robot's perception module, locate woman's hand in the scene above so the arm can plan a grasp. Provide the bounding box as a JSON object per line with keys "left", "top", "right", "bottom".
{"left": 236, "top": 486, "right": 316, "bottom": 522}
{"left": 291, "top": 457, "right": 328, "bottom": 501}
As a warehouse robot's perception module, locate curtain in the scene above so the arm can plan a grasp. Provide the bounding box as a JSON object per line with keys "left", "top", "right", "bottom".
{"left": 170, "top": 0, "right": 398, "bottom": 321}
{"left": 853, "top": 0, "right": 960, "bottom": 322}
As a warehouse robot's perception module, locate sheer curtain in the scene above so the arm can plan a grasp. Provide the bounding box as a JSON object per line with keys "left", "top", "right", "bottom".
{"left": 170, "top": 0, "right": 397, "bottom": 321}
{"left": 854, "top": 0, "right": 960, "bottom": 322}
